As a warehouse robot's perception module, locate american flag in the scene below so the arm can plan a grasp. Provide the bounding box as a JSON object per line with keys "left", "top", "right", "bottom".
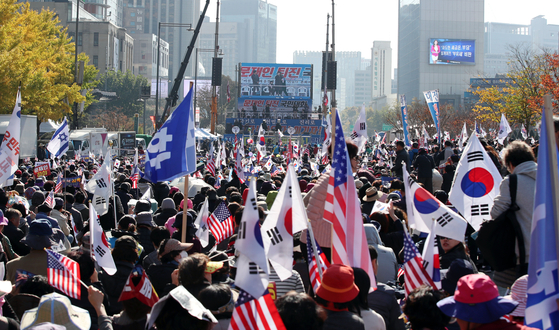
{"left": 130, "top": 166, "right": 140, "bottom": 189}
{"left": 306, "top": 230, "right": 330, "bottom": 292}
{"left": 403, "top": 230, "right": 436, "bottom": 296}
{"left": 229, "top": 289, "right": 286, "bottom": 330}
{"left": 54, "top": 172, "right": 63, "bottom": 193}
{"left": 207, "top": 157, "right": 216, "bottom": 176}
{"left": 207, "top": 201, "right": 235, "bottom": 244}
{"left": 47, "top": 249, "right": 81, "bottom": 299}
{"left": 45, "top": 190, "right": 55, "bottom": 208}
{"left": 323, "top": 110, "right": 376, "bottom": 290}
{"left": 271, "top": 165, "right": 280, "bottom": 176}
{"left": 321, "top": 152, "right": 329, "bottom": 165}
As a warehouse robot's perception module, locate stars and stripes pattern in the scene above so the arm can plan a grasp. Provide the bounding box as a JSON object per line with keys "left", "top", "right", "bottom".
{"left": 271, "top": 165, "right": 280, "bottom": 177}
{"left": 207, "top": 157, "right": 216, "bottom": 177}
{"left": 323, "top": 110, "right": 376, "bottom": 290}
{"left": 306, "top": 230, "right": 330, "bottom": 292}
{"left": 403, "top": 230, "right": 436, "bottom": 296}
{"left": 47, "top": 249, "right": 81, "bottom": 299}
{"left": 130, "top": 166, "right": 140, "bottom": 189}
{"left": 45, "top": 190, "right": 55, "bottom": 208}
{"left": 207, "top": 201, "right": 235, "bottom": 244}
{"left": 54, "top": 172, "right": 63, "bottom": 193}
{"left": 229, "top": 289, "right": 286, "bottom": 330}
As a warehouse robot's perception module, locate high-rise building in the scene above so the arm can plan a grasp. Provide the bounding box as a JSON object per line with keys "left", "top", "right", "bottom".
{"left": 198, "top": 21, "right": 242, "bottom": 80}
{"left": 398, "top": 0, "right": 484, "bottom": 107}
{"left": 371, "top": 41, "right": 392, "bottom": 98}
{"left": 355, "top": 69, "right": 372, "bottom": 106}
{"left": 484, "top": 16, "right": 559, "bottom": 77}
{"left": 140, "top": 0, "right": 200, "bottom": 97}
{"left": 221, "top": 0, "right": 277, "bottom": 64}
{"left": 83, "top": 0, "right": 124, "bottom": 27}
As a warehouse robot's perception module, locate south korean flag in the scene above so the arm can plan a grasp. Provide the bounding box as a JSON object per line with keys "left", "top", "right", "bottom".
{"left": 449, "top": 132, "right": 503, "bottom": 230}
{"left": 404, "top": 165, "right": 468, "bottom": 241}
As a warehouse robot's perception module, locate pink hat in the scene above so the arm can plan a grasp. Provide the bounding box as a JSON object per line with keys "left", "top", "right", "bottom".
{"left": 505, "top": 275, "right": 528, "bottom": 317}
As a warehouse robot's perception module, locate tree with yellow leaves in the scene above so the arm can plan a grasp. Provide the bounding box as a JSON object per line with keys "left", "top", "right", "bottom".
{"left": 0, "top": 0, "right": 98, "bottom": 122}
{"left": 472, "top": 45, "right": 556, "bottom": 130}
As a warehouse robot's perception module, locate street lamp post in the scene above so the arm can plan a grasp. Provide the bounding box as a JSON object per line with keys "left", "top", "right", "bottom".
{"left": 155, "top": 22, "right": 193, "bottom": 125}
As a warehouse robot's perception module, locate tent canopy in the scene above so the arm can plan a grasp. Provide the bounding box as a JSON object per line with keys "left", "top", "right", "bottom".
{"left": 195, "top": 128, "right": 219, "bottom": 140}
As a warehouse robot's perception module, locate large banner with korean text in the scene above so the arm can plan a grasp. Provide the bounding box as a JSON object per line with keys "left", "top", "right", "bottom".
{"left": 239, "top": 63, "right": 312, "bottom": 99}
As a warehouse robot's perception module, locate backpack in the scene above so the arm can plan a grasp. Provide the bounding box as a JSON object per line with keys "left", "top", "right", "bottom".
{"left": 476, "top": 174, "right": 527, "bottom": 272}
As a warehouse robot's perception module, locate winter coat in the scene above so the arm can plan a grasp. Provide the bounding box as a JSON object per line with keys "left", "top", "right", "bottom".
{"left": 413, "top": 154, "right": 435, "bottom": 178}
{"left": 99, "top": 261, "right": 135, "bottom": 315}
{"left": 391, "top": 149, "right": 410, "bottom": 178}
{"left": 301, "top": 173, "right": 331, "bottom": 247}
{"left": 490, "top": 161, "right": 537, "bottom": 264}
{"left": 153, "top": 208, "right": 177, "bottom": 226}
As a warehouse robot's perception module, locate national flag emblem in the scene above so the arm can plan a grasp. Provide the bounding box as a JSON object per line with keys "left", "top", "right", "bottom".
{"left": 207, "top": 201, "right": 235, "bottom": 244}
{"left": 306, "top": 230, "right": 330, "bottom": 292}
{"left": 130, "top": 166, "right": 140, "bottom": 189}
{"left": 229, "top": 289, "right": 286, "bottom": 330}
{"left": 45, "top": 190, "right": 55, "bottom": 208}
{"left": 54, "top": 172, "right": 63, "bottom": 193}
{"left": 271, "top": 165, "right": 280, "bottom": 176}
{"left": 207, "top": 157, "right": 216, "bottom": 177}
{"left": 323, "top": 109, "right": 376, "bottom": 290}
{"left": 403, "top": 230, "right": 436, "bottom": 296}
{"left": 47, "top": 249, "right": 81, "bottom": 299}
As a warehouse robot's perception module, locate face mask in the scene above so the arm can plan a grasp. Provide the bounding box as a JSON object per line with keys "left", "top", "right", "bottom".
{"left": 178, "top": 250, "right": 188, "bottom": 261}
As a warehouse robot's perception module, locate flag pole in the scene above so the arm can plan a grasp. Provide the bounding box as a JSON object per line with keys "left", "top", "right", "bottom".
{"left": 307, "top": 219, "right": 324, "bottom": 280}
{"left": 329, "top": 108, "right": 337, "bottom": 262}
{"left": 543, "top": 95, "right": 559, "bottom": 278}
{"left": 182, "top": 81, "right": 195, "bottom": 243}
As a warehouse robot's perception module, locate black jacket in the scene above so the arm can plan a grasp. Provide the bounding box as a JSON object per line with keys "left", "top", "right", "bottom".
{"left": 413, "top": 154, "right": 435, "bottom": 178}
{"left": 3, "top": 222, "right": 29, "bottom": 256}
{"left": 367, "top": 283, "right": 406, "bottom": 330}
{"left": 153, "top": 208, "right": 177, "bottom": 226}
{"left": 99, "top": 261, "right": 135, "bottom": 315}
{"left": 147, "top": 262, "right": 178, "bottom": 298}
{"left": 392, "top": 149, "right": 410, "bottom": 178}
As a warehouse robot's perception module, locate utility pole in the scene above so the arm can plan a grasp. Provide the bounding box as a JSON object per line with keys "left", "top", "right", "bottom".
{"left": 322, "top": 14, "right": 329, "bottom": 120}
{"left": 330, "top": 0, "right": 336, "bottom": 109}
{"left": 210, "top": 0, "right": 220, "bottom": 134}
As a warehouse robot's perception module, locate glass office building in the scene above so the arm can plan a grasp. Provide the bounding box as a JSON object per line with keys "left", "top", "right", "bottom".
{"left": 398, "top": 0, "right": 485, "bottom": 106}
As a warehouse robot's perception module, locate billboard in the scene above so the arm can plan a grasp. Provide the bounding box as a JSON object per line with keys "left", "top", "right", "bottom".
{"left": 429, "top": 39, "right": 475, "bottom": 65}
{"left": 240, "top": 63, "right": 312, "bottom": 99}
{"left": 225, "top": 118, "right": 323, "bottom": 144}
{"left": 237, "top": 98, "right": 312, "bottom": 116}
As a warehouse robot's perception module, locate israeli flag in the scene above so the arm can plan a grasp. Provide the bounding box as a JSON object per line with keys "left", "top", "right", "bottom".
{"left": 525, "top": 109, "right": 559, "bottom": 329}
{"left": 144, "top": 88, "right": 196, "bottom": 183}
{"left": 47, "top": 118, "right": 70, "bottom": 158}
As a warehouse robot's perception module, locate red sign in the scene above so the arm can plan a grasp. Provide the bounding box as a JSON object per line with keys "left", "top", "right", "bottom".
{"left": 34, "top": 162, "right": 51, "bottom": 178}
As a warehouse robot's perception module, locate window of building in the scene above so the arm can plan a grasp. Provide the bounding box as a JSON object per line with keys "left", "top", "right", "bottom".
{"left": 93, "top": 55, "right": 98, "bottom": 68}
{"left": 94, "top": 32, "right": 99, "bottom": 46}
{"left": 131, "top": 12, "right": 136, "bottom": 17}
{"left": 77, "top": 32, "right": 83, "bottom": 46}
{"left": 131, "top": 21, "right": 135, "bottom": 26}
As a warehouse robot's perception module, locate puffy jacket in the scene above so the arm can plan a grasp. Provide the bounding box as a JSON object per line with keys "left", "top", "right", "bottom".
{"left": 99, "top": 261, "right": 135, "bottom": 315}
{"left": 490, "top": 161, "right": 537, "bottom": 264}
{"left": 301, "top": 173, "right": 331, "bottom": 247}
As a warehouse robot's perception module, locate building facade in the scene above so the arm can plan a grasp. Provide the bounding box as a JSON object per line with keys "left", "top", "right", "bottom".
{"left": 484, "top": 16, "right": 559, "bottom": 77}
{"left": 371, "top": 41, "right": 392, "bottom": 98}
{"left": 398, "top": 0, "right": 485, "bottom": 107}
{"left": 221, "top": 0, "right": 277, "bottom": 64}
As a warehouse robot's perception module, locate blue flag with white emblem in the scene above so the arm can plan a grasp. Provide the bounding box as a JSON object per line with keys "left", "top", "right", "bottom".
{"left": 525, "top": 108, "right": 559, "bottom": 330}
{"left": 47, "top": 118, "right": 69, "bottom": 158}
{"left": 144, "top": 88, "right": 196, "bottom": 183}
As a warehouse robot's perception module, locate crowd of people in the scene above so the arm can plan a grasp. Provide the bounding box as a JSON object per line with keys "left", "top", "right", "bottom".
{"left": 0, "top": 123, "right": 552, "bottom": 330}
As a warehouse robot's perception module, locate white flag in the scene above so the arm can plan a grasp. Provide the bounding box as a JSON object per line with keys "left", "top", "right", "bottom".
{"left": 89, "top": 203, "right": 117, "bottom": 275}
{"left": 194, "top": 198, "right": 210, "bottom": 247}
{"left": 448, "top": 132, "right": 502, "bottom": 230}
{"left": 257, "top": 124, "right": 267, "bottom": 158}
{"left": 86, "top": 150, "right": 113, "bottom": 216}
{"left": 421, "top": 220, "right": 441, "bottom": 289}
{"left": 0, "top": 89, "right": 22, "bottom": 185}
{"left": 351, "top": 104, "right": 367, "bottom": 153}
{"left": 460, "top": 123, "right": 468, "bottom": 146}
{"left": 497, "top": 113, "right": 512, "bottom": 144}
{"left": 47, "top": 118, "right": 70, "bottom": 158}
{"left": 261, "top": 164, "right": 308, "bottom": 280}
{"left": 403, "top": 166, "right": 467, "bottom": 241}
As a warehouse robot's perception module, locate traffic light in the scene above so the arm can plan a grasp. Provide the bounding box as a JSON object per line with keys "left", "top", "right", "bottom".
{"left": 212, "top": 57, "right": 222, "bottom": 86}
{"left": 327, "top": 60, "right": 337, "bottom": 90}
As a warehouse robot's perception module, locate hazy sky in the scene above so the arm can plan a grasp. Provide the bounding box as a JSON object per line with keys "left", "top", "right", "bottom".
{"left": 207, "top": 0, "right": 559, "bottom": 76}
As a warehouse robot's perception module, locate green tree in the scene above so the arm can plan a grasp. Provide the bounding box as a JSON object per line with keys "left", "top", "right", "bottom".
{"left": 0, "top": 0, "right": 98, "bottom": 121}
{"left": 94, "top": 70, "right": 149, "bottom": 117}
